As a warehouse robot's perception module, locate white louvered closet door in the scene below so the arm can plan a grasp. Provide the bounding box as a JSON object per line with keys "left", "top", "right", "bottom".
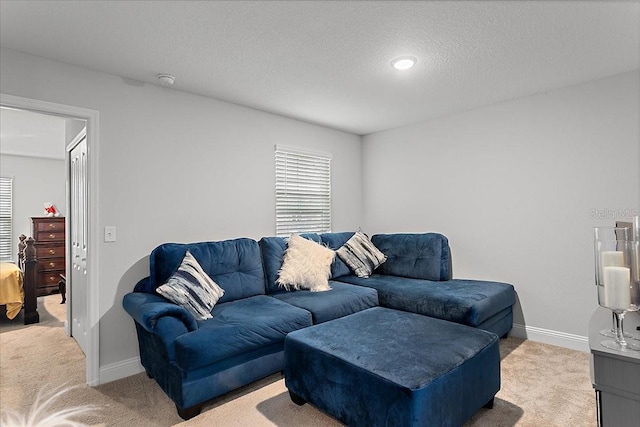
{"left": 70, "top": 135, "right": 88, "bottom": 355}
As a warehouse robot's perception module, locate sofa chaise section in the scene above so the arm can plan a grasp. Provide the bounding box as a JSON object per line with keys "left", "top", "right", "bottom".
{"left": 335, "top": 275, "right": 514, "bottom": 337}
{"left": 331, "top": 233, "right": 516, "bottom": 337}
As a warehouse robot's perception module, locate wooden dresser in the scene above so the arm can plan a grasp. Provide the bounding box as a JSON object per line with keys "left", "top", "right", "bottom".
{"left": 31, "top": 216, "right": 66, "bottom": 296}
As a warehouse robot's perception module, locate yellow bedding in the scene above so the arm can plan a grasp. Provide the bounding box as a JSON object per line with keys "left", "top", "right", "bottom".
{"left": 0, "top": 262, "right": 24, "bottom": 320}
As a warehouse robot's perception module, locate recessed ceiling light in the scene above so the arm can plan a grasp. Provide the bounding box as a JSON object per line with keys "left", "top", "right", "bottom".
{"left": 391, "top": 56, "right": 417, "bottom": 71}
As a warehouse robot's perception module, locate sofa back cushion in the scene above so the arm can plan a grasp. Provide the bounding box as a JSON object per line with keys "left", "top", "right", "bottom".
{"left": 149, "top": 238, "right": 266, "bottom": 304}
{"left": 371, "top": 233, "right": 452, "bottom": 281}
{"left": 319, "top": 232, "right": 355, "bottom": 278}
{"left": 258, "top": 234, "right": 321, "bottom": 294}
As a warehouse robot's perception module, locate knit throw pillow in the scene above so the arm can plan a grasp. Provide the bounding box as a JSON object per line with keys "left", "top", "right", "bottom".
{"left": 336, "top": 231, "right": 387, "bottom": 278}
{"left": 156, "top": 251, "right": 225, "bottom": 320}
{"left": 277, "top": 234, "right": 335, "bottom": 292}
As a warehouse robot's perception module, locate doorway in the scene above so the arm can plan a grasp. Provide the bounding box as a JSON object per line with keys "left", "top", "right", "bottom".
{"left": 0, "top": 93, "right": 100, "bottom": 385}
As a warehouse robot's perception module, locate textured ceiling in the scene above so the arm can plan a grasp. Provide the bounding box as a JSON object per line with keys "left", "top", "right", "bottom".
{"left": 1, "top": 1, "right": 639, "bottom": 135}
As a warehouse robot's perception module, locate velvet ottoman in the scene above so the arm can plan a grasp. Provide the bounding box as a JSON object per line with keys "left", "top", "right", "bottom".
{"left": 284, "top": 307, "right": 500, "bottom": 427}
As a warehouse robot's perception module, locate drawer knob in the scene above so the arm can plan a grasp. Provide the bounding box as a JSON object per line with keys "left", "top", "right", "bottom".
{"left": 49, "top": 276, "right": 55, "bottom": 282}
{"left": 49, "top": 249, "right": 56, "bottom": 255}
{"left": 49, "top": 234, "right": 56, "bottom": 239}
{"left": 49, "top": 223, "right": 56, "bottom": 228}
{"left": 49, "top": 262, "right": 56, "bottom": 268}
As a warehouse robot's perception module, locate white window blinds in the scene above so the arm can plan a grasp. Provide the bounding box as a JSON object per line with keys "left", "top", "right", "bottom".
{"left": 0, "top": 176, "right": 13, "bottom": 262}
{"left": 275, "top": 146, "right": 332, "bottom": 237}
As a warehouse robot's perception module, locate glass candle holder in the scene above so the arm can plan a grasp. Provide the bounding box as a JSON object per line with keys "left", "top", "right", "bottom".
{"left": 594, "top": 226, "right": 640, "bottom": 351}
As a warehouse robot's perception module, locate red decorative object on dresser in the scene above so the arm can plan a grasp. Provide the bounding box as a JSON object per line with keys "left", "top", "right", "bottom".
{"left": 31, "top": 217, "right": 66, "bottom": 297}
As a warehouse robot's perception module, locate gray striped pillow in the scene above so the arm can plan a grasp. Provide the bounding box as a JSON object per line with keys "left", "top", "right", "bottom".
{"left": 156, "top": 251, "right": 225, "bottom": 320}
{"left": 336, "top": 231, "right": 387, "bottom": 278}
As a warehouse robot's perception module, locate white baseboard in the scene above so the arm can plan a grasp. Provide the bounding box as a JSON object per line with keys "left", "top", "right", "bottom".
{"left": 510, "top": 323, "right": 589, "bottom": 353}
{"left": 99, "top": 357, "right": 144, "bottom": 384}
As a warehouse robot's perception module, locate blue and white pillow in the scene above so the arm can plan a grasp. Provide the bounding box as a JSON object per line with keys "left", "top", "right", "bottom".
{"left": 156, "top": 251, "right": 225, "bottom": 320}
{"left": 336, "top": 231, "right": 387, "bottom": 278}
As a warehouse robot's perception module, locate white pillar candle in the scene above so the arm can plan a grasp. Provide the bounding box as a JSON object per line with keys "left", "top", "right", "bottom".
{"left": 598, "top": 251, "right": 625, "bottom": 285}
{"left": 601, "top": 251, "right": 624, "bottom": 267}
{"left": 603, "top": 266, "right": 631, "bottom": 310}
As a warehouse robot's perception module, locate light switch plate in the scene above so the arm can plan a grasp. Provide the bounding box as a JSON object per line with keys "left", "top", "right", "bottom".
{"left": 104, "top": 226, "right": 116, "bottom": 242}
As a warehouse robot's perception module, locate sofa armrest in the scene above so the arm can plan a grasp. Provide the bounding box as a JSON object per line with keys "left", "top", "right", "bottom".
{"left": 133, "top": 276, "right": 155, "bottom": 294}
{"left": 371, "top": 233, "right": 452, "bottom": 281}
{"left": 123, "top": 291, "right": 198, "bottom": 334}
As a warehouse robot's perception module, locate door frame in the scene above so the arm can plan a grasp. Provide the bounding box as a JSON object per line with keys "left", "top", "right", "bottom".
{"left": 0, "top": 93, "right": 100, "bottom": 386}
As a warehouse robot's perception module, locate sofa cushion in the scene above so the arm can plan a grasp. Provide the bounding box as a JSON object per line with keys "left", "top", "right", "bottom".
{"left": 156, "top": 251, "right": 225, "bottom": 320}
{"left": 174, "top": 295, "right": 312, "bottom": 371}
{"left": 336, "top": 231, "right": 387, "bottom": 278}
{"left": 371, "top": 233, "right": 452, "bottom": 281}
{"left": 335, "top": 275, "right": 515, "bottom": 328}
{"left": 271, "top": 281, "right": 379, "bottom": 324}
{"left": 277, "top": 234, "right": 334, "bottom": 292}
{"left": 319, "top": 232, "right": 355, "bottom": 278}
{"left": 258, "top": 234, "right": 321, "bottom": 294}
{"left": 149, "top": 238, "right": 265, "bottom": 303}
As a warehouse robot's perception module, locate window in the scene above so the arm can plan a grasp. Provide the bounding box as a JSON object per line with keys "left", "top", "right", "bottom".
{"left": 0, "top": 176, "right": 13, "bottom": 262}
{"left": 275, "top": 145, "right": 331, "bottom": 237}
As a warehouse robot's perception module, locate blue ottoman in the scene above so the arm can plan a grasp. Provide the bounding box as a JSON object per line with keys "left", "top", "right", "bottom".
{"left": 284, "top": 307, "right": 500, "bottom": 427}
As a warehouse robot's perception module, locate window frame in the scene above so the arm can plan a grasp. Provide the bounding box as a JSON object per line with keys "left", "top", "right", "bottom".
{"left": 275, "top": 145, "right": 332, "bottom": 237}
{"left": 0, "top": 176, "right": 14, "bottom": 262}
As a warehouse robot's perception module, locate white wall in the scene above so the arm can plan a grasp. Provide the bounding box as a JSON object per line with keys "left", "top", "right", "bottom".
{"left": 362, "top": 71, "right": 640, "bottom": 346}
{"left": 0, "top": 47, "right": 363, "bottom": 376}
{"left": 0, "top": 154, "right": 66, "bottom": 260}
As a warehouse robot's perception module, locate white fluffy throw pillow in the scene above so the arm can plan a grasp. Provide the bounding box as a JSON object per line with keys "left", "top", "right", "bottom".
{"left": 277, "top": 234, "right": 335, "bottom": 292}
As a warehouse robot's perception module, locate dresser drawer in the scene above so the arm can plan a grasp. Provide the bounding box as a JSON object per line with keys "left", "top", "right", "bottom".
{"left": 35, "top": 220, "right": 65, "bottom": 233}
{"left": 38, "top": 270, "right": 65, "bottom": 288}
{"left": 36, "top": 244, "right": 64, "bottom": 259}
{"left": 38, "top": 257, "right": 65, "bottom": 272}
{"left": 36, "top": 231, "right": 65, "bottom": 242}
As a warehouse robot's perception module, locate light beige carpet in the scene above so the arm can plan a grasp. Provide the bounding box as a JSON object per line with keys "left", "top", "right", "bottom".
{"left": 1, "top": 296, "right": 596, "bottom": 426}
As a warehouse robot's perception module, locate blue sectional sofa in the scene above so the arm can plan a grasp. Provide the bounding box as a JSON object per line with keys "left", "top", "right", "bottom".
{"left": 123, "top": 232, "right": 515, "bottom": 420}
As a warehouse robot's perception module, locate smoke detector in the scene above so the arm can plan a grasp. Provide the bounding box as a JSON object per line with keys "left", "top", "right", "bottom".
{"left": 157, "top": 74, "right": 175, "bottom": 86}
